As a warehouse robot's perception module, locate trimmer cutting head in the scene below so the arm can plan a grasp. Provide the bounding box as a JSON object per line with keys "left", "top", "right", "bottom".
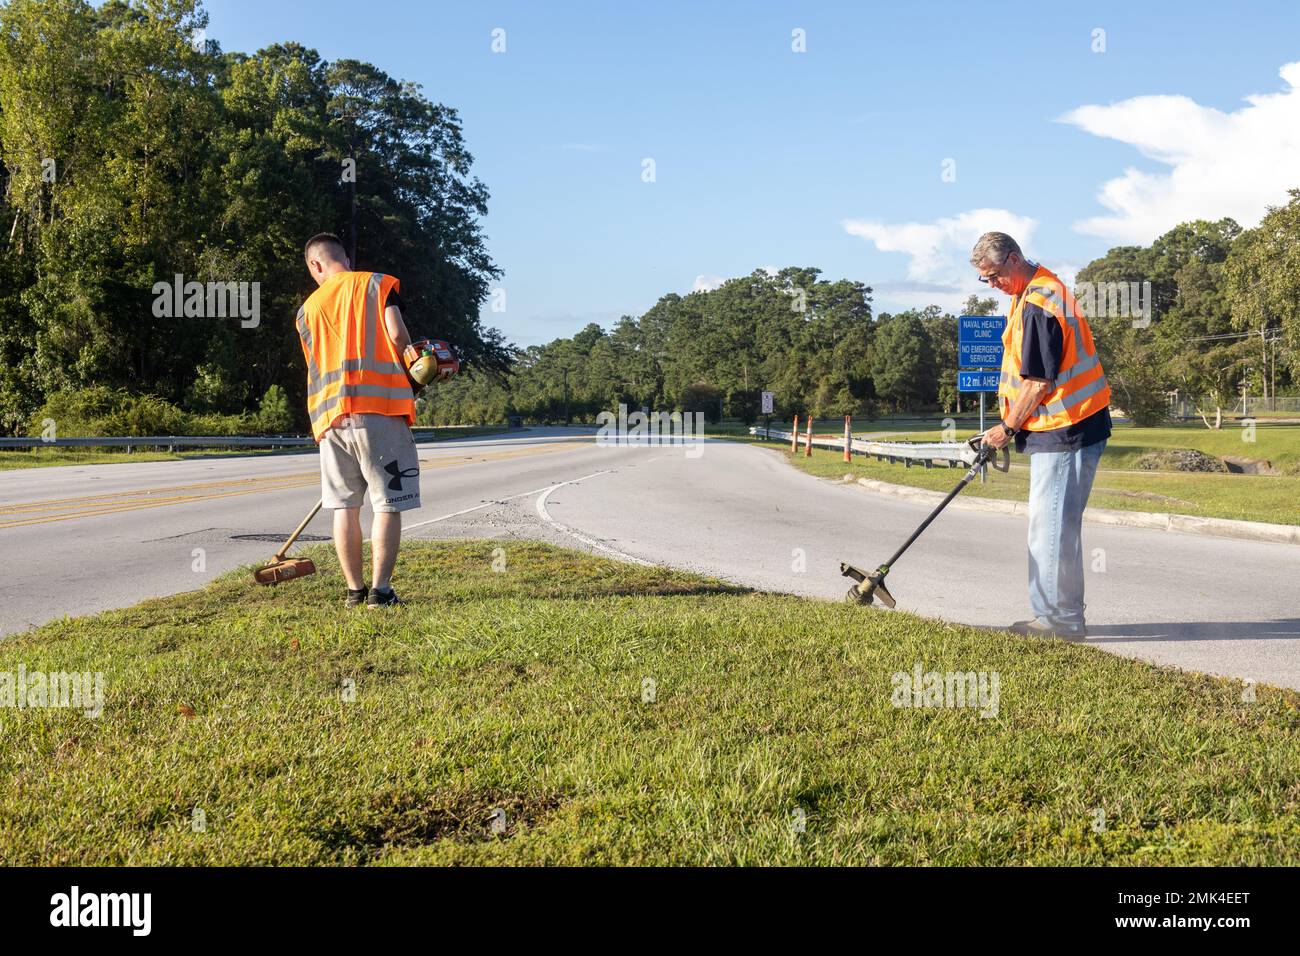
{"left": 253, "top": 557, "right": 317, "bottom": 586}
{"left": 252, "top": 498, "right": 324, "bottom": 586}
{"left": 840, "top": 562, "right": 896, "bottom": 608}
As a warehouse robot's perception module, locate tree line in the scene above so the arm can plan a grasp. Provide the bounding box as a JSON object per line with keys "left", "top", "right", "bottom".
{"left": 0, "top": 0, "right": 508, "bottom": 436}
{"left": 1076, "top": 201, "right": 1299, "bottom": 427}
{"left": 428, "top": 198, "right": 1300, "bottom": 430}
{"left": 2, "top": 2, "right": 1296, "bottom": 437}
{"left": 421, "top": 269, "right": 1005, "bottom": 427}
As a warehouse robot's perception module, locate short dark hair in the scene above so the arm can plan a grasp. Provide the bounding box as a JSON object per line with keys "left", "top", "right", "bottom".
{"left": 303, "top": 232, "right": 347, "bottom": 262}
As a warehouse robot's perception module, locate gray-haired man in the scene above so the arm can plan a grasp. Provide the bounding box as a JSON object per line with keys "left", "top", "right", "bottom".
{"left": 970, "top": 232, "right": 1113, "bottom": 640}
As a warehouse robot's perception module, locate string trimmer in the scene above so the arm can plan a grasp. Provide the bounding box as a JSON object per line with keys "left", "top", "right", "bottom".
{"left": 840, "top": 436, "right": 1009, "bottom": 607}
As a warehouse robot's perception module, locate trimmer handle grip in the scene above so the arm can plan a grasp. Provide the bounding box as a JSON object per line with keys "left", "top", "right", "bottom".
{"left": 966, "top": 435, "right": 1010, "bottom": 473}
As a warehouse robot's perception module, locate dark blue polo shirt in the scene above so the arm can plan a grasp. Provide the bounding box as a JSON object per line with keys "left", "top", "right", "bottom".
{"left": 1013, "top": 302, "right": 1112, "bottom": 453}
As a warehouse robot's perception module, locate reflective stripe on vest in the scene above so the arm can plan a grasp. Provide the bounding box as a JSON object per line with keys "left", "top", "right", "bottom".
{"left": 1052, "top": 350, "right": 1101, "bottom": 389}
{"left": 306, "top": 358, "right": 408, "bottom": 398}
{"left": 309, "top": 384, "right": 416, "bottom": 429}
{"left": 1036, "top": 371, "right": 1110, "bottom": 418}
{"left": 296, "top": 306, "right": 321, "bottom": 382}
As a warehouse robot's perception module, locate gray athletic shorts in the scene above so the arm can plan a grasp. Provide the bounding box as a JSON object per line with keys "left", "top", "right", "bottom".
{"left": 319, "top": 413, "right": 422, "bottom": 513}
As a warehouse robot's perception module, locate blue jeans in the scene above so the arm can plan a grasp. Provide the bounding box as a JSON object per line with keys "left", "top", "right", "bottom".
{"left": 1026, "top": 439, "right": 1106, "bottom": 628}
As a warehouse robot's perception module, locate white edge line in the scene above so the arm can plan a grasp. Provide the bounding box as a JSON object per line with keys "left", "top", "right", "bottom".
{"left": 535, "top": 481, "right": 654, "bottom": 566}
{"left": 376, "top": 463, "right": 659, "bottom": 567}
{"left": 397, "top": 469, "right": 614, "bottom": 534}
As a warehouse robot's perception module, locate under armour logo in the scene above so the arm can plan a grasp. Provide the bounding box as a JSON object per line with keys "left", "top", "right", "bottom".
{"left": 384, "top": 460, "right": 420, "bottom": 491}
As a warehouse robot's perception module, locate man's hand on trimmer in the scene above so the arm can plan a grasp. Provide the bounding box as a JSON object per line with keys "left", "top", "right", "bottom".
{"left": 977, "top": 424, "right": 1013, "bottom": 449}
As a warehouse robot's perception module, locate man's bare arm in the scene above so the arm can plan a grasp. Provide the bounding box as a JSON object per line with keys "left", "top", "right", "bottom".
{"left": 979, "top": 376, "right": 1053, "bottom": 449}
{"left": 1004, "top": 377, "right": 1052, "bottom": 431}
{"left": 385, "top": 303, "right": 412, "bottom": 357}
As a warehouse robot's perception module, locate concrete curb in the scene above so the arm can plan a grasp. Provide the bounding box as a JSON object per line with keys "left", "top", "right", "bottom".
{"left": 842, "top": 475, "right": 1300, "bottom": 546}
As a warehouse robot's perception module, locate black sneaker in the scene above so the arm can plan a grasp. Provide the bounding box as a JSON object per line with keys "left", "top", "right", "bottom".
{"left": 367, "top": 588, "right": 402, "bottom": 609}
{"left": 345, "top": 587, "right": 369, "bottom": 608}
{"left": 1008, "top": 618, "right": 1086, "bottom": 642}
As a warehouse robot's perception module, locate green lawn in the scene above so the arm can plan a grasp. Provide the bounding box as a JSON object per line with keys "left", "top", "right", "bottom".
{"left": 732, "top": 423, "right": 1300, "bottom": 526}
{"left": 0, "top": 426, "right": 510, "bottom": 471}
{"left": 2, "top": 540, "right": 1297, "bottom": 865}
{"left": 872, "top": 422, "right": 1300, "bottom": 474}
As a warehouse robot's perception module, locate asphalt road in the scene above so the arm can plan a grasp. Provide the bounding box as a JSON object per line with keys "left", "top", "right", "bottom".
{"left": 3, "top": 427, "right": 1298, "bottom": 689}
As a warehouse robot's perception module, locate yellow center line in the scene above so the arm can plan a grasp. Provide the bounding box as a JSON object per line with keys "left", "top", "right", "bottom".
{"left": 0, "top": 471, "right": 320, "bottom": 513}
{"left": 0, "top": 479, "right": 322, "bottom": 530}
{"left": 0, "top": 439, "right": 594, "bottom": 529}
{"left": 0, "top": 478, "right": 320, "bottom": 520}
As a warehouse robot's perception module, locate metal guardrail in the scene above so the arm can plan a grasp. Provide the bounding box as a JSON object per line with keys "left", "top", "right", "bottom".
{"left": 0, "top": 426, "right": 494, "bottom": 452}
{"left": 749, "top": 427, "right": 977, "bottom": 469}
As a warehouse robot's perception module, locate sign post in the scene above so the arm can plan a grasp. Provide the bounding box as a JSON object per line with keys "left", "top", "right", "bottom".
{"left": 957, "top": 315, "right": 1007, "bottom": 484}
{"left": 761, "top": 390, "right": 774, "bottom": 439}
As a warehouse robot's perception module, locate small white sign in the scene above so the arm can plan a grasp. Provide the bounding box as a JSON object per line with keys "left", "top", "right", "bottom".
{"left": 761, "top": 391, "right": 774, "bottom": 414}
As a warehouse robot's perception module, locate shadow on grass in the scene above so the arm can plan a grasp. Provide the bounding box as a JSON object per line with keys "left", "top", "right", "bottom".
{"left": 419, "top": 581, "right": 754, "bottom": 601}
{"left": 229, "top": 539, "right": 757, "bottom": 609}
{"left": 1087, "top": 618, "right": 1300, "bottom": 642}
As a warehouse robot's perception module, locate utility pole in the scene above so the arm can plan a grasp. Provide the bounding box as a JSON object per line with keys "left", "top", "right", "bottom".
{"left": 348, "top": 146, "right": 357, "bottom": 266}
{"left": 1272, "top": 334, "right": 1277, "bottom": 412}
{"left": 1261, "top": 326, "right": 1269, "bottom": 406}
{"left": 562, "top": 367, "right": 571, "bottom": 425}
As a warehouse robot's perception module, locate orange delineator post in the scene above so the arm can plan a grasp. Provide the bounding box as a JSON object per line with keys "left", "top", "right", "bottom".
{"left": 805, "top": 415, "right": 813, "bottom": 457}
{"left": 844, "top": 414, "right": 852, "bottom": 462}
{"left": 791, "top": 414, "right": 799, "bottom": 453}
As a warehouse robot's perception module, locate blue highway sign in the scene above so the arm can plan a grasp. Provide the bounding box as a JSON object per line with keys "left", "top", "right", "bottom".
{"left": 958, "top": 371, "right": 1000, "bottom": 393}
{"left": 958, "top": 314, "right": 1006, "bottom": 369}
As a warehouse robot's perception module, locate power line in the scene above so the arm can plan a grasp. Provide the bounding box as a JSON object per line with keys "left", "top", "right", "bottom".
{"left": 1166, "top": 329, "right": 1285, "bottom": 344}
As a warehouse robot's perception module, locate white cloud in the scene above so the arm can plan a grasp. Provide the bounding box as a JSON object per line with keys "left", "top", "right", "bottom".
{"left": 1052, "top": 261, "right": 1083, "bottom": 289}
{"left": 1061, "top": 61, "right": 1300, "bottom": 243}
{"left": 842, "top": 208, "right": 1037, "bottom": 309}
{"left": 690, "top": 266, "right": 778, "bottom": 293}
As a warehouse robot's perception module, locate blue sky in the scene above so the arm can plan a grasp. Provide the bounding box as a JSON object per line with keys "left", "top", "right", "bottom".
{"left": 203, "top": 0, "right": 1300, "bottom": 346}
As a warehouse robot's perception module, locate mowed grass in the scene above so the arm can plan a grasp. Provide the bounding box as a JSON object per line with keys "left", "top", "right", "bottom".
{"left": 0, "top": 427, "right": 509, "bottom": 471}
{"left": 878, "top": 422, "right": 1300, "bottom": 474}
{"left": 738, "top": 424, "right": 1300, "bottom": 526}
{"left": 2, "top": 540, "right": 1298, "bottom": 866}
{"left": 0, "top": 447, "right": 263, "bottom": 470}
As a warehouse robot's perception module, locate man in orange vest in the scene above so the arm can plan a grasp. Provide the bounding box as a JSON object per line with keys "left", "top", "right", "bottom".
{"left": 970, "top": 232, "right": 1112, "bottom": 641}
{"left": 297, "top": 233, "right": 420, "bottom": 608}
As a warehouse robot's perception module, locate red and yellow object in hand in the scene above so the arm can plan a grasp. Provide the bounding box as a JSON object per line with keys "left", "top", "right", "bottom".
{"left": 403, "top": 339, "right": 461, "bottom": 392}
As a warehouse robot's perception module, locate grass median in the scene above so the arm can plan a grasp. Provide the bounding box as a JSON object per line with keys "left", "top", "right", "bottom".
{"left": 2, "top": 540, "right": 1297, "bottom": 866}
{"left": 879, "top": 423, "right": 1300, "bottom": 474}
{"left": 730, "top": 423, "right": 1300, "bottom": 526}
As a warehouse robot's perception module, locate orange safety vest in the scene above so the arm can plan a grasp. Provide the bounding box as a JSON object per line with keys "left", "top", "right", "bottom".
{"left": 296, "top": 271, "right": 415, "bottom": 440}
{"left": 998, "top": 264, "right": 1110, "bottom": 431}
